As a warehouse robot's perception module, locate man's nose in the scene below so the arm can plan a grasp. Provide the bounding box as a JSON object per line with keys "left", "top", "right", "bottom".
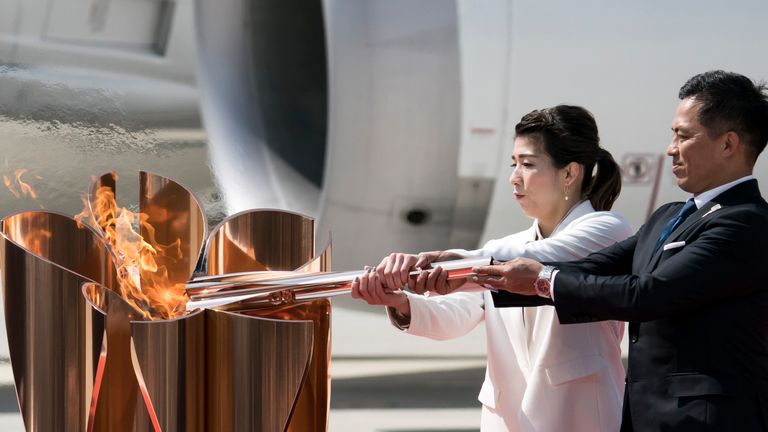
{"left": 666, "top": 141, "right": 678, "bottom": 156}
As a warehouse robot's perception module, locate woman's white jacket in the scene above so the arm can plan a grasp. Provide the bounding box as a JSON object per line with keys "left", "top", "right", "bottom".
{"left": 387, "top": 201, "right": 633, "bottom": 431}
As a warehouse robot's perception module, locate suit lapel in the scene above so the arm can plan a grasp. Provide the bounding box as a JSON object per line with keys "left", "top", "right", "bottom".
{"left": 636, "top": 204, "right": 681, "bottom": 268}
{"left": 646, "top": 201, "right": 721, "bottom": 269}
{"left": 644, "top": 179, "right": 763, "bottom": 269}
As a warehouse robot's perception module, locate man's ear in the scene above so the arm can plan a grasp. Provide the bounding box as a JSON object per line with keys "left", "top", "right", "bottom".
{"left": 721, "top": 130, "right": 741, "bottom": 158}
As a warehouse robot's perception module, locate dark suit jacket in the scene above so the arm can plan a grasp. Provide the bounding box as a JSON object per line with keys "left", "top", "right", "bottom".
{"left": 493, "top": 179, "right": 768, "bottom": 431}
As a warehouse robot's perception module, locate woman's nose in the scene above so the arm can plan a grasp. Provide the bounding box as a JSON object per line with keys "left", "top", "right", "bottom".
{"left": 509, "top": 170, "right": 522, "bottom": 186}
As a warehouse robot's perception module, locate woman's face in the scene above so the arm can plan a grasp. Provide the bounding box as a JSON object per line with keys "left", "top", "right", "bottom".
{"left": 508, "top": 135, "right": 567, "bottom": 221}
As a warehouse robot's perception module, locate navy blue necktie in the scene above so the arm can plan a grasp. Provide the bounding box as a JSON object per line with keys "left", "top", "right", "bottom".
{"left": 653, "top": 199, "right": 697, "bottom": 253}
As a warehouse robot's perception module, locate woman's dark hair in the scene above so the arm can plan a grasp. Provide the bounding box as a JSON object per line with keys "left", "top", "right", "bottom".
{"left": 514, "top": 105, "right": 621, "bottom": 211}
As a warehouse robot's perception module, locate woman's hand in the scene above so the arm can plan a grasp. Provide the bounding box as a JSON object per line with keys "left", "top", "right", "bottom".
{"left": 375, "top": 251, "right": 466, "bottom": 295}
{"left": 350, "top": 270, "right": 411, "bottom": 317}
{"left": 471, "top": 258, "right": 543, "bottom": 295}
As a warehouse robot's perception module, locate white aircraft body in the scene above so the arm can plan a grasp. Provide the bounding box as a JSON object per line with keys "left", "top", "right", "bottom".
{"left": 0, "top": 0, "right": 766, "bottom": 359}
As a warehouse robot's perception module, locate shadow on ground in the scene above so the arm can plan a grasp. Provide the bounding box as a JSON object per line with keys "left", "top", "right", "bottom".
{"left": 331, "top": 366, "right": 485, "bottom": 409}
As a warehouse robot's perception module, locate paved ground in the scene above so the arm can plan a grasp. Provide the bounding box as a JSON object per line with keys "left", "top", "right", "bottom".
{"left": 0, "top": 358, "right": 485, "bottom": 431}
{"left": 329, "top": 358, "right": 485, "bottom": 432}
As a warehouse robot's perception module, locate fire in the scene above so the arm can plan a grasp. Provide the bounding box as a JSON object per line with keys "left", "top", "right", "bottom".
{"left": 3, "top": 175, "right": 19, "bottom": 198}
{"left": 75, "top": 174, "right": 189, "bottom": 320}
{"left": 15, "top": 169, "right": 38, "bottom": 199}
{"left": 3, "top": 168, "right": 44, "bottom": 208}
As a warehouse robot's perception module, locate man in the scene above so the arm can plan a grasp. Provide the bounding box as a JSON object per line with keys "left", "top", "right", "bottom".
{"left": 471, "top": 71, "right": 768, "bottom": 431}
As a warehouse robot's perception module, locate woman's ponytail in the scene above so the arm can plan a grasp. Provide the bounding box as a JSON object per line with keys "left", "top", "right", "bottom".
{"left": 586, "top": 148, "right": 622, "bottom": 211}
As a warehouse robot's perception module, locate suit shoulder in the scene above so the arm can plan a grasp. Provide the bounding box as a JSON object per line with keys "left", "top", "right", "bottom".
{"left": 707, "top": 200, "right": 768, "bottom": 234}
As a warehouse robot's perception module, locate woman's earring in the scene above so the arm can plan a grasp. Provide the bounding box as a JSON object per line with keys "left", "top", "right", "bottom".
{"left": 564, "top": 186, "right": 569, "bottom": 201}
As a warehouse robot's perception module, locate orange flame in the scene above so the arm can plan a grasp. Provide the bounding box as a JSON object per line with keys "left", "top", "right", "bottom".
{"left": 15, "top": 169, "right": 38, "bottom": 200}
{"left": 3, "top": 168, "right": 44, "bottom": 208}
{"left": 3, "top": 175, "right": 19, "bottom": 198}
{"left": 76, "top": 177, "right": 189, "bottom": 320}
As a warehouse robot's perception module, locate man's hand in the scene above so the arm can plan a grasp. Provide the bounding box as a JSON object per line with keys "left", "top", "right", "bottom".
{"left": 471, "top": 258, "right": 544, "bottom": 295}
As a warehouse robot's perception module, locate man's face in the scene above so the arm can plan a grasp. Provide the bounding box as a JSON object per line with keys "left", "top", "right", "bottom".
{"left": 668, "top": 98, "right": 727, "bottom": 194}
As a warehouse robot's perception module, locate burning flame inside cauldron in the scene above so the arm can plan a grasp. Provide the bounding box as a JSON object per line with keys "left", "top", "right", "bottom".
{"left": 76, "top": 173, "right": 189, "bottom": 320}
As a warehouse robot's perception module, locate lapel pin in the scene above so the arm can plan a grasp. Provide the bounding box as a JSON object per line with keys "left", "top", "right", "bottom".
{"left": 702, "top": 204, "right": 722, "bottom": 218}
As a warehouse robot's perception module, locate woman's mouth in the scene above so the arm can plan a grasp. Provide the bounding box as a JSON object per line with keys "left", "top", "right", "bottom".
{"left": 514, "top": 193, "right": 526, "bottom": 200}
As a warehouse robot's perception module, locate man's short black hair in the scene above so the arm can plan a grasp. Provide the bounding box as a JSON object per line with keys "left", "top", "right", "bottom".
{"left": 679, "top": 70, "right": 768, "bottom": 160}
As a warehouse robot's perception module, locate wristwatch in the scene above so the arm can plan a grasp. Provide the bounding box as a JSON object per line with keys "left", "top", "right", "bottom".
{"left": 534, "top": 265, "right": 556, "bottom": 298}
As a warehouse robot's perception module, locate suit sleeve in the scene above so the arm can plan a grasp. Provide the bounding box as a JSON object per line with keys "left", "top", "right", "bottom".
{"left": 553, "top": 209, "right": 768, "bottom": 323}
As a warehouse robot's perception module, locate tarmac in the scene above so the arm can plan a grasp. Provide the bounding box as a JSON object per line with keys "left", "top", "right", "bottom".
{"left": 0, "top": 357, "right": 486, "bottom": 431}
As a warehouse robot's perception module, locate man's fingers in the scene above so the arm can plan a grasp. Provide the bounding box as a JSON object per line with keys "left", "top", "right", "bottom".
{"left": 472, "top": 274, "right": 506, "bottom": 287}
{"left": 473, "top": 265, "right": 506, "bottom": 276}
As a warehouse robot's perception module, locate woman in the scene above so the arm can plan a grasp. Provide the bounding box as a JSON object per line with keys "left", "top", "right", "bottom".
{"left": 352, "top": 105, "right": 632, "bottom": 431}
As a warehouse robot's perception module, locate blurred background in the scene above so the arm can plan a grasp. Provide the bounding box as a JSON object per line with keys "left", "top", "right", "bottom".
{"left": 1, "top": 0, "right": 767, "bottom": 430}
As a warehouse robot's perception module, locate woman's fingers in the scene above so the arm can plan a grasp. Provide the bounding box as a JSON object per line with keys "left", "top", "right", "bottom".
{"left": 412, "top": 269, "right": 429, "bottom": 294}
{"left": 398, "top": 255, "right": 416, "bottom": 288}
{"left": 414, "top": 252, "right": 436, "bottom": 270}
{"left": 370, "top": 273, "right": 389, "bottom": 305}
{"left": 425, "top": 266, "right": 443, "bottom": 293}
{"left": 434, "top": 267, "right": 451, "bottom": 295}
{"left": 388, "top": 254, "right": 404, "bottom": 288}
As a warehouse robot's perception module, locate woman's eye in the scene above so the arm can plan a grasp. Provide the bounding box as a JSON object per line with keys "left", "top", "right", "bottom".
{"left": 523, "top": 163, "right": 533, "bottom": 167}
{"left": 510, "top": 164, "right": 517, "bottom": 168}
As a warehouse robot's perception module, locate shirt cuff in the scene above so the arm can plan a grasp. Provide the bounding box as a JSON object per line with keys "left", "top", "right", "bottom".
{"left": 550, "top": 269, "right": 559, "bottom": 301}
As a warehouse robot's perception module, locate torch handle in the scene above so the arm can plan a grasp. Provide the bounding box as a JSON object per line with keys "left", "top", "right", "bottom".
{"left": 185, "top": 256, "right": 493, "bottom": 310}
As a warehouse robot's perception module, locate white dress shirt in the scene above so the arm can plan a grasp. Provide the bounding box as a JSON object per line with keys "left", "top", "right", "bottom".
{"left": 692, "top": 174, "right": 755, "bottom": 208}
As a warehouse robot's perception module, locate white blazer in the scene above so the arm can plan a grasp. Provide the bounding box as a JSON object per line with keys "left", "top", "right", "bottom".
{"left": 387, "top": 201, "right": 633, "bottom": 432}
